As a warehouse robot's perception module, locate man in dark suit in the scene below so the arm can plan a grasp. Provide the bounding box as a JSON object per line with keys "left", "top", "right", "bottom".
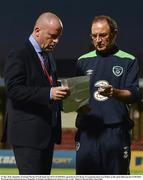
{"left": 3, "top": 12, "right": 70, "bottom": 175}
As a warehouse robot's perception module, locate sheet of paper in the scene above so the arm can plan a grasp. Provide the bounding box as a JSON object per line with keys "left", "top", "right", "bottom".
{"left": 61, "top": 76, "right": 90, "bottom": 113}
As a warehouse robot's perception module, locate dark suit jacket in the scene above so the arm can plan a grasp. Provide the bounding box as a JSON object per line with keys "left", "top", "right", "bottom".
{"left": 3, "top": 40, "right": 62, "bottom": 149}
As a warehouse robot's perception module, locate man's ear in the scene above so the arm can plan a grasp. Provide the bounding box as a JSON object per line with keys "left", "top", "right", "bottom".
{"left": 112, "top": 29, "right": 118, "bottom": 38}
{"left": 34, "top": 27, "right": 40, "bottom": 37}
{"left": 110, "top": 30, "right": 117, "bottom": 42}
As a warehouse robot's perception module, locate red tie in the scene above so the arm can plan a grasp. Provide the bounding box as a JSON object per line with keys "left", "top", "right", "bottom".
{"left": 39, "top": 52, "right": 53, "bottom": 85}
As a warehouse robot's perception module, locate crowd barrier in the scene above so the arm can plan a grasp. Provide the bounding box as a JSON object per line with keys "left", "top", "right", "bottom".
{"left": 0, "top": 150, "right": 142, "bottom": 173}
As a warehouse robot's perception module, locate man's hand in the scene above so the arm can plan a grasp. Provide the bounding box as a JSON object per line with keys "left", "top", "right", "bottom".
{"left": 98, "top": 85, "right": 133, "bottom": 103}
{"left": 51, "top": 86, "right": 70, "bottom": 100}
{"left": 98, "top": 85, "right": 114, "bottom": 97}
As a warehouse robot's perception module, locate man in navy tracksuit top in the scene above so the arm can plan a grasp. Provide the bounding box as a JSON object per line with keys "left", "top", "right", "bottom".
{"left": 75, "top": 15, "right": 139, "bottom": 175}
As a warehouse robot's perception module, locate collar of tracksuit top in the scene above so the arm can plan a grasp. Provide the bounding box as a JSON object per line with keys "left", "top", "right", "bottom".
{"left": 96, "top": 45, "right": 118, "bottom": 57}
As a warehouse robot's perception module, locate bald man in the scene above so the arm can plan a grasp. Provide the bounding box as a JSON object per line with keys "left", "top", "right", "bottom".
{"left": 3, "top": 12, "right": 70, "bottom": 174}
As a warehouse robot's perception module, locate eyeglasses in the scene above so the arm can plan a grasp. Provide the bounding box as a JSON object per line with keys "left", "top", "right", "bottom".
{"left": 90, "top": 33, "right": 110, "bottom": 40}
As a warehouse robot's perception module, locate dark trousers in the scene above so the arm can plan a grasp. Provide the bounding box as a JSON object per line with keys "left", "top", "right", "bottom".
{"left": 13, "top": 143, "right": 54, "bottom": 175}
{"left": 76, "top": 124, "right": 131, "bottom": 175}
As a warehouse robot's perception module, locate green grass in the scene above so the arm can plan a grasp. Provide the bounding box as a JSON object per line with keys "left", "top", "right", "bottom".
{"left": 0, "top": 168, "right": 18, "bottom": 175}
{"left": 0, "top": 168, "right": 75, "bottom": 175}
{"left": 0, "top": 168, "right": 142, "bottom": 175}
{"left": 52, "top": 168, "right": 75, "bottom": 175}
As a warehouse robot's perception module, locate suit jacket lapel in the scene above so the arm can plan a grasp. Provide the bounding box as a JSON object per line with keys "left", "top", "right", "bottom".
{"left": 25, "top": 41, "right": 52, "bottom": 86}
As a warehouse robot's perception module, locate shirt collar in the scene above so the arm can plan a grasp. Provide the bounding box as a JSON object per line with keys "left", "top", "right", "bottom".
{"left": 29, "top": 35, "right": 42, "bottom": 53}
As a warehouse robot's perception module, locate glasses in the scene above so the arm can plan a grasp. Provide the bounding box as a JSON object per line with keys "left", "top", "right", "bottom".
{"left": 90, "top": 33, "right": 110, "bottom": 40}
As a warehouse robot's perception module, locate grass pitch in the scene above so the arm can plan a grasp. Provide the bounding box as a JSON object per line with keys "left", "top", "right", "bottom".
{"left": 0, "top": 168, "right": 75, "bottom": 175}
{"left": 0, "top": 168, "right": 142, "bottom": 175}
